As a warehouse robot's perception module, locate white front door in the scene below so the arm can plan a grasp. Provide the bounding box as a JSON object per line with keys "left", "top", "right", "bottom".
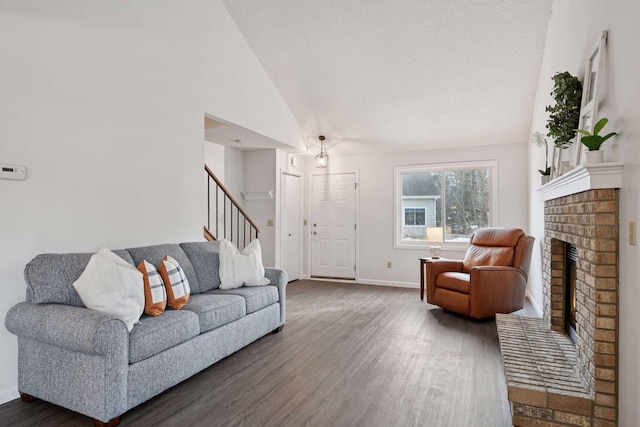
{"left": 281, "top": 173, "right": 300, "bottom": 281}
{"left": 311, "top": 173, "right": 356, "bottom": 279}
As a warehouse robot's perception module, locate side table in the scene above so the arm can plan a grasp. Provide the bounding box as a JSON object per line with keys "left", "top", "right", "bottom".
{"left": 419, "top": 257, "right": 430, "bottom": 301}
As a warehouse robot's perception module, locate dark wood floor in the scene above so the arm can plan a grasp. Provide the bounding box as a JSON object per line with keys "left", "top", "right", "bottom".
{"left": 0, "top": 280, "right": 537, "bottom": 426}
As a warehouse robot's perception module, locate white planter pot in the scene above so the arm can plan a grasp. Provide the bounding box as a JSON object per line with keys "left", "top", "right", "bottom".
{"left": 541, "top": 175, "right": 551, "bottom": 185}
{"left": 585, "top": 150, "right": 604, "bottom": 164}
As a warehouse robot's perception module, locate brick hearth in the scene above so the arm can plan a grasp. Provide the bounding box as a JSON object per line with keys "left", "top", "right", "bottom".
{"left": 497, "top": 188, "right": 619, "bottom": 427}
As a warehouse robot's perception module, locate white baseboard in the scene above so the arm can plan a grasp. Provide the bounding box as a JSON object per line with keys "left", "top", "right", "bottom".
{"left": 307, "top": 277, "right": 356, "bottom": 284}
{"left": 526, "top": 291, "right": 544, "bottom": 317}
{"left": 300, "top": 275, "right": 418, "bottom": 289}
{"left": 0, "top": 387, "right": 18, "bottom": 405}
{"left": 356, "top": 278, "right": 418, "bottom": 289}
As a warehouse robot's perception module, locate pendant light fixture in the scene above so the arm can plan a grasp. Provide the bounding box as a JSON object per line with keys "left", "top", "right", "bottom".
{"left": 315, "top": 135, "right": 329, "bottom": 168}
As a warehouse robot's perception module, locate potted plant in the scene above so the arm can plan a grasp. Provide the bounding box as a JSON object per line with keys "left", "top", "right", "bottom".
{"left": 545, "top": 72, "right": 582, "bottom": 149}
{"left": 577, "top": 117, "right": 617, "bottom": 163}
{"left": 531, "top": 132, "right": 551, "bottom": 184}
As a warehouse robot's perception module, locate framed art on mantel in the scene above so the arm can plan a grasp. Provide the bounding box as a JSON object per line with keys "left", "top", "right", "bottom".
{"left": 575, "top": 31, "right": 608, "bottom": 166}
{"left": 551, "top": 146, "right": 561, "bottom": 179}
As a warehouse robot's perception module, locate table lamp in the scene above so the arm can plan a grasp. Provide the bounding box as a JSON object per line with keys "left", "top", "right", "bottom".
{"left": 426, "top": 226, "right": 444, "bottom": 259}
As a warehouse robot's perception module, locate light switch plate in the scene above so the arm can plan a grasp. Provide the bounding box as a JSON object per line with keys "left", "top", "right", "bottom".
{"left": 0, "top": 164, "right": 26, "bottom": 180}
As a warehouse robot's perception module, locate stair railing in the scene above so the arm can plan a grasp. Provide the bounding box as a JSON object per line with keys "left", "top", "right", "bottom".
{"left": 204, "top": 165, "right": 259, "bottom": 249}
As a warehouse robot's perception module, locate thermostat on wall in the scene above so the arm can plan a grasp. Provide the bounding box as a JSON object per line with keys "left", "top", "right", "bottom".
{"left": 0, "top": 164, "right": 26, "bottom": 181}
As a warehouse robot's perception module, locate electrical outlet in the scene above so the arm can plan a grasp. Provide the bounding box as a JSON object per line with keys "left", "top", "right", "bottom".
{"left": 304, "top": 219, "right": 308, "bottom": 226}
{"left": 267, "top": 219, "right": 274, "bottom": 227}
{"left": 630, "top": 221, "right": 637, "bottom": 246}
{"left": 387, "top": 261, "right": 392, "bottom": 269}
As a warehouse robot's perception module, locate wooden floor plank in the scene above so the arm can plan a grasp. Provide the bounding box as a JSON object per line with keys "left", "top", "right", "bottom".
{"left": 0, "top": 280, "right": 536, "bottom": 426}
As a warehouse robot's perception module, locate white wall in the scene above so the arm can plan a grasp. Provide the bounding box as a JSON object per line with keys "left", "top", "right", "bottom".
{"left": 0, "top": 0, "right": 304, "bottom": 404}
{"left": 302, "top": 142, "right": 529, "bottom": 286}
{"left": 205, "top": 5, "right": 306, "bottom": 152}
{"left": 223, "top": 146, "right": 246, "bottom": 206}
{"left": 527, "top": 1, "right": 640, "bottom": 423}
{"left": 244, "top": 150, "right": 278, "bottom": 266}
{"left": 205, "top": 141, "right": 225, "bottom": 178}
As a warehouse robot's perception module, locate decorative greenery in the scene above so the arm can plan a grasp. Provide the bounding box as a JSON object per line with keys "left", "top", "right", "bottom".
{"left": 545, "top": 72, "right": 582, "bottom": 148}
{"left": 577, "top": 117, "right": 617, "bottom": 151}
{"left": 530, "top": 132, "right": 550, "bottom": 175}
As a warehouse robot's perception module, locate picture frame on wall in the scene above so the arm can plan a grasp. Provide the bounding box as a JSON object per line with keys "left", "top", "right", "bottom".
{"left": 575, "top": 31, "right": 608, "bottom": 166}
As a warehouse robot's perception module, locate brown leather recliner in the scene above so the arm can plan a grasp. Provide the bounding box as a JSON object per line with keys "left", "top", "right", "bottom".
{"left": 425, "top": 227, "right": 534, "bottom": 319}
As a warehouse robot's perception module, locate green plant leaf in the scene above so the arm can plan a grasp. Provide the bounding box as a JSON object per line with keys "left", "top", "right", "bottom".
{"left": 576, "top": 129, "right": 591, "bottom": 136}
{"left": 600, "top": 132, "right": 617, "bottom": 143}
{"left": 593, "top": 118, "right": 608, "bottom": 135}
{"left": 581, "top": 135, "right": 601, "bottom": 151}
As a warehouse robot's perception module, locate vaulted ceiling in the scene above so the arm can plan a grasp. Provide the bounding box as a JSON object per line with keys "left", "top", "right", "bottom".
{"left": 220, "top": 0, "right": 553, "bottom": 155}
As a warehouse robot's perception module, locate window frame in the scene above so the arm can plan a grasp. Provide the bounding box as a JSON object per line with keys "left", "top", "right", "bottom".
{"left": 393, "top": 160, "right": 498, "bottom": 250}
{"left": 403, "top": 207, "right": 426, "bottom": 227}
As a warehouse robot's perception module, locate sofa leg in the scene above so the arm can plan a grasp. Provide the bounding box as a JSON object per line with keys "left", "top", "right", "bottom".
{"left": 19, "top": 392, "right": 36, "bottom": 403}
{"left": 94, "top": 417, "right": 121, "bottom": 427}
{"left": 271, "top": 325, "right": 284, "bottom": 334}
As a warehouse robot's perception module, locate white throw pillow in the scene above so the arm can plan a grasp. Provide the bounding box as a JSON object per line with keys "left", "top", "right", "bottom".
{"left": 219, "top": 239, "right": 271, "bottom": 289}
{"left": 73, "top": 247, "right": 145, "bottom": 332}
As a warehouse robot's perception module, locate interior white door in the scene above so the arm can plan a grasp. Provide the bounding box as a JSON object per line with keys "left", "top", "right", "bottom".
{"left": 281, "top": 173, "right": 300, "bottom": 281}
{"left": 311, "top": 173, "right": 356, "bottom": 279}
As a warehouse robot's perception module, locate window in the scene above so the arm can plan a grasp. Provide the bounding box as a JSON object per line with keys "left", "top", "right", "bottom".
{"left": 404, "top": 208, "right": 425, "bottom": 226}
{"left": 394, "top": 161, "right": 497, "bottom": 248}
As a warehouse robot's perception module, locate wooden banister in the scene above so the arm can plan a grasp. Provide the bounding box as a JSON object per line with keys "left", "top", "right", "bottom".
{"left": 205, "top": 165, "right": 260, "bottom": 233}
{"left": 204, "top": 165, "right": 260, "bottom": 248}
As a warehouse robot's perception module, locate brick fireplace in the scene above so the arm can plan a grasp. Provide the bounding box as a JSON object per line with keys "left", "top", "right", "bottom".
{"left": 497, "top": 163, "right": 623, "bottom": 427}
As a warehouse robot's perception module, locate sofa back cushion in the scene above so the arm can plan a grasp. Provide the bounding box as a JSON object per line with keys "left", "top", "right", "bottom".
{"left": 179, "top": 241, "right": 221, "bottom": 292}
{"left": 462, "top": 228, "right": 524, "bottom": 273}
{"left": 126, "top": 244, "right": 201, "bottom": 294}
{"left": 25, "top": 250, "right": 135, "bottom": 306}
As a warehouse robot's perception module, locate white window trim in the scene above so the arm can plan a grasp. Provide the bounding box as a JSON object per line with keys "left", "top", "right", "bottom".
{"left": 393, "top": 160, "right": 498, "bottom": 250}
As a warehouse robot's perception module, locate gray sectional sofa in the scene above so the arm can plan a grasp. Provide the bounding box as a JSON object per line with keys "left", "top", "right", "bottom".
{"left": 5, "top": 241, "right": 287, "bottom": 426}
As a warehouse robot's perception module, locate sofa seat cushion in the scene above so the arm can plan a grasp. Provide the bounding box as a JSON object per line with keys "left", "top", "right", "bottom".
{"left": 183, "top": 293, "right": 246, "bottom": 333}
{"left": 208, "top": 285, "right": 279, "bottom": 314}
{"left": 436, "top": 272, "right": 470, "bottom": 294}
{"left": 129, "top": 310, "right": 200, "bottom": 364}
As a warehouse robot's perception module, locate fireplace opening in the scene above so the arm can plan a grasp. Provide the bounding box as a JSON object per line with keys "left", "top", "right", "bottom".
{"left": 565, "top": 243, "right": 577, "bottom": 344}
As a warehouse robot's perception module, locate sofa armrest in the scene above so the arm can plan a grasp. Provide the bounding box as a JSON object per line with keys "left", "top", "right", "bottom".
{"left": 469, "top": 266, "right": 527, "bottom": 319}
{"left": 425, "top": 259, "right": 463, "bottom": 304}
{"left": 5, "top": 302, "right": 129, "bottom": 355}
{"left": 265, "top": 268, "right": 288, "bottom": 325}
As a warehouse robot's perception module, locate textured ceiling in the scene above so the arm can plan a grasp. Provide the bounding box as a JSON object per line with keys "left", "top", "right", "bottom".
{"left": 220, "top": 0, "right": 552, "bottom": 155}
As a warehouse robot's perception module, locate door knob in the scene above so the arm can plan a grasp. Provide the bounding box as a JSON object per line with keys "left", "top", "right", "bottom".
{"left": 288, "top": 233, "right": 292, "bottom": 236}
{"left": 313, "top": 223, "right": 317, "bottom": 227}
{"left": 312, "top": 231, "right": 317, "bottom": 235}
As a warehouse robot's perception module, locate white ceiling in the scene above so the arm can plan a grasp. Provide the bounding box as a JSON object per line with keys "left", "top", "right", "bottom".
{"left": 219, "top": 0, "right": 553, "bottom": 156}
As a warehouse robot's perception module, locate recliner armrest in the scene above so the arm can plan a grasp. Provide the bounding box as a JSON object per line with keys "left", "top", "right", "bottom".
{"left": 5, "top": 302, "right": 128, "bottom": 356}
{"left": 468, "top": 266, "right": 528, "bottom": 319}
{"left": 425, "top": 259, "right": 463, "bottom": 303}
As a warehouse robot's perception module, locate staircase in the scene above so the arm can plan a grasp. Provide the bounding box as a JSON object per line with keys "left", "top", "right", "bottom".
{"left": 204, "top": 165, "right": 259, "bottom": 249}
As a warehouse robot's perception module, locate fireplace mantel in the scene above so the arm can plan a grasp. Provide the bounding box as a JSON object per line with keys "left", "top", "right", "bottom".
{"left": 538, "top": 162, "right": 624, "bottom": 202}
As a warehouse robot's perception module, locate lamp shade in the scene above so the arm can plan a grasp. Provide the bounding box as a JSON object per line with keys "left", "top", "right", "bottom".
{"left": 426, "top": 226, "right": 444, "bottom": 242}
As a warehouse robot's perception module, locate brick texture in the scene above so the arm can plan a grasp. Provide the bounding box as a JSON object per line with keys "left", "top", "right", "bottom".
{"left": 498, "top": 189, "right": 619, "bottom": 426}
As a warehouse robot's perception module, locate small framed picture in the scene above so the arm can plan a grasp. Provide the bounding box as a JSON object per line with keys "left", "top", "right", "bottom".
{"left": 551, "top": 146, "right": 562, "bottom": 179}
{"left": 576, "top": 31, "right": 608, "bottom": 166}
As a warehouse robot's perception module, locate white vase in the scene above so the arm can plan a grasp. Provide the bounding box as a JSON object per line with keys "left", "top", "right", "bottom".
{"left": 541, "top": 175, "right": 551, "bottom": 185}
{"left": 585, "top": 150, "right": 604, "bottom": 164}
